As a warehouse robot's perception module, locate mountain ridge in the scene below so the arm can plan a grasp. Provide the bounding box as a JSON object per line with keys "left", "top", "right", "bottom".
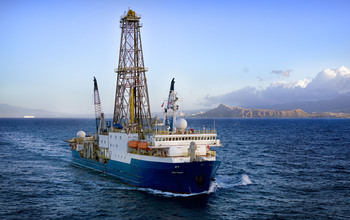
{"left": 0, "top": 104, "right": 95, "bottom": 118}
{"left": 249, "top": 96, "right": 350, "bottom": 113}
{"left": 195, "top": 104, "right": 350, "bottom": 118}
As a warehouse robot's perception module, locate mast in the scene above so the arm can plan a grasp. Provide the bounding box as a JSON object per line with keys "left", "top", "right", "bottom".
{"left": 94, "top": 77, "right": 105, "bottom": 134}
{"left": 164, "top": 78, "right": 178, "bottom": 133}
{"left": 113, "top": 9, "right": 152, "bottom": 134}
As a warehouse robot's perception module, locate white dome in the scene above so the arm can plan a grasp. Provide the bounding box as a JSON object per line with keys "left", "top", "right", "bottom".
{"left": 175, "top": 118, "right": 187, "bottom": 131}
{"left": 76, "top": 130, "right": 86, "bottom": 138}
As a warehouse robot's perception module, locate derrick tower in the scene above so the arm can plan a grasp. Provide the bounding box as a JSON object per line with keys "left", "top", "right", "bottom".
{"left": 113, "top": 9, "right": 152, "bottom": 133}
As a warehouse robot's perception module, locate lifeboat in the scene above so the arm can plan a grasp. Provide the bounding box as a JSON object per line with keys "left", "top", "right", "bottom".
{"left": 128, "top": 141, "right": 151, "bottom": 151}
{"left": 128, "top": 141, "right": 138, "bottom": 149}
{"left": 138, "top": 141, "right": 149, "bottom": 150}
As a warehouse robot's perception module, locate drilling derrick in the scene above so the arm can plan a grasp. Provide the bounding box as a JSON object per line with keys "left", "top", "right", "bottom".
{"left": 113, "top": 9, "right": 152, "bottom": 134}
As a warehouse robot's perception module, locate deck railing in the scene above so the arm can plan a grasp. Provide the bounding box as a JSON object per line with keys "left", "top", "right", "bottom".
{"left": 100, "top": 126, "right": 217, "bottom": 136}
{"left": 153, "top": 129, "right": 217, "bottom": 135}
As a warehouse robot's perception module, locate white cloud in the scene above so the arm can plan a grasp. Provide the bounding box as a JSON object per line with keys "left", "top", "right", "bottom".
{"left": 205, "top": 66, "right": 350, "bottom": 107}
{"left": 271, "top": 69, "right": 292, "bottom": 77}
{"left": 270, "top": 79, "right": 310, "bottom": 89}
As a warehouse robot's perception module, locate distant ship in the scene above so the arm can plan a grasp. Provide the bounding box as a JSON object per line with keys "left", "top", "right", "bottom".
{"left": 66, "top": 9, "right": 221, "bottom": 194}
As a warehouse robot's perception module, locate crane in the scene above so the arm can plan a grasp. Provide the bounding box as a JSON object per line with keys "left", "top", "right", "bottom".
{"left": 93, "top": 77, "right": 106, "bottom": 134}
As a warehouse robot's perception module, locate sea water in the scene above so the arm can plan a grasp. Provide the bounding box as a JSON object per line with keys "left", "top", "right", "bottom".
{"left": 0, "top": 118, "right": 349, "bottom": 219}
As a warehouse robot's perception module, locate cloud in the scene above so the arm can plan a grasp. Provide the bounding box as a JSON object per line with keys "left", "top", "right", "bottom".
{"left": 256, "top": 76, "right": 264, "bottom": 82}
{"left": 271, "top": 69, "right": 292, "bottom": 77}
{"left": 205, "top": 66, "right": 350, "bottom": 107}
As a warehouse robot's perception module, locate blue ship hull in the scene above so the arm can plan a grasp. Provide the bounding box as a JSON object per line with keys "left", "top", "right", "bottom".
{"left": 72, "top": 151, "right": 220, "bottom": 194}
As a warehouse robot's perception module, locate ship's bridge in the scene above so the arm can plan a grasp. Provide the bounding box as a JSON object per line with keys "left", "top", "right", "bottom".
{"left": 150, "top": 128, "right": 221, "bottom": 148}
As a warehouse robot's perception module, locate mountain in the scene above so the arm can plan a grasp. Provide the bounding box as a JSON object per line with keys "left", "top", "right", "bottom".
{"left": 251, "top": 96, "right": 350, "bottom": 113}
{"left": 197, "top": 104, "right": 309, "bottom": 118}
{"left": 0, "top": 104, "right": 94, "bottom": 118}
{"left": 195, "top": 104, "right": 350, "bottom": 118}
{"left": 0, "top": 104, "right": 57, "bottom": 118}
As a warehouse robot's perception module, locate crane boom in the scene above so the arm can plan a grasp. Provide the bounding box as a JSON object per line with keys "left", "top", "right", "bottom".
{"left": 94, "top": 77, "right": 105, "bottom": 133}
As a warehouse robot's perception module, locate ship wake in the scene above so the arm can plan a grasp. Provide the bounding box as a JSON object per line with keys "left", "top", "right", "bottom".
{"left": 135, "top": 182, "right": 220, "bottom": 197}
{"left": 216, "top": 174, "right": 253, "bottom": 189}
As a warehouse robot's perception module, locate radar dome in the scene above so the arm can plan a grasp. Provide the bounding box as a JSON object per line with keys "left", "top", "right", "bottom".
{"left": 175, "top": 118, "right": 187, "bottom": 131}
{"left": 76, "top": 131, "right": 86, "bottom": 138}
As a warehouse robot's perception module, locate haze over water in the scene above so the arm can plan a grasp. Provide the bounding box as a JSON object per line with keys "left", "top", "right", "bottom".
{"left": 1, "top": 118, "right": 349, "bottom": 219}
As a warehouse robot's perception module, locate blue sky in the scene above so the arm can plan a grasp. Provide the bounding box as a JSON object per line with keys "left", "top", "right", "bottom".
{"left": 1, "top": 0, "right": 350, "bottom": 114}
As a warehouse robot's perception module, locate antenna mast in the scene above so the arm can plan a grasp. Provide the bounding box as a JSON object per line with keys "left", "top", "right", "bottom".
{"left": 113, "top": 9, "right": 152, "bottom": 133}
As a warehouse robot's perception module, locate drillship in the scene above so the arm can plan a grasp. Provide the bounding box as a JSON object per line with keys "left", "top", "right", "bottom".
{"left": 66, "top": 9, "right": 221, "bottom": 194}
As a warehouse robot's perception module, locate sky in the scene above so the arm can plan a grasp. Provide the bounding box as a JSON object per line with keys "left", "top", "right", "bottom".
{"left": 1, "top": 0, "right": 350, "bottom": 114}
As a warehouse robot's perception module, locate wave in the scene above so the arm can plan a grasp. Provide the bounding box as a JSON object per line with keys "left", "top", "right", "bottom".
{"left": 136, "top": 183, "right": 219, "bottom": 197}
{"left": 240, "top": 174, "right": 252, "bottom": 185}
{"left": 2, "top": 131, "right": 70, "bottom": 160}
{"left": 216, "top": 174, "right": 253, "bottom": 188}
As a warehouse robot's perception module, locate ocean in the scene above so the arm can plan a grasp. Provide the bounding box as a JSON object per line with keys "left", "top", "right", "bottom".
{"left": 0, "top": 118, "right": 350, "bottom": 219}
